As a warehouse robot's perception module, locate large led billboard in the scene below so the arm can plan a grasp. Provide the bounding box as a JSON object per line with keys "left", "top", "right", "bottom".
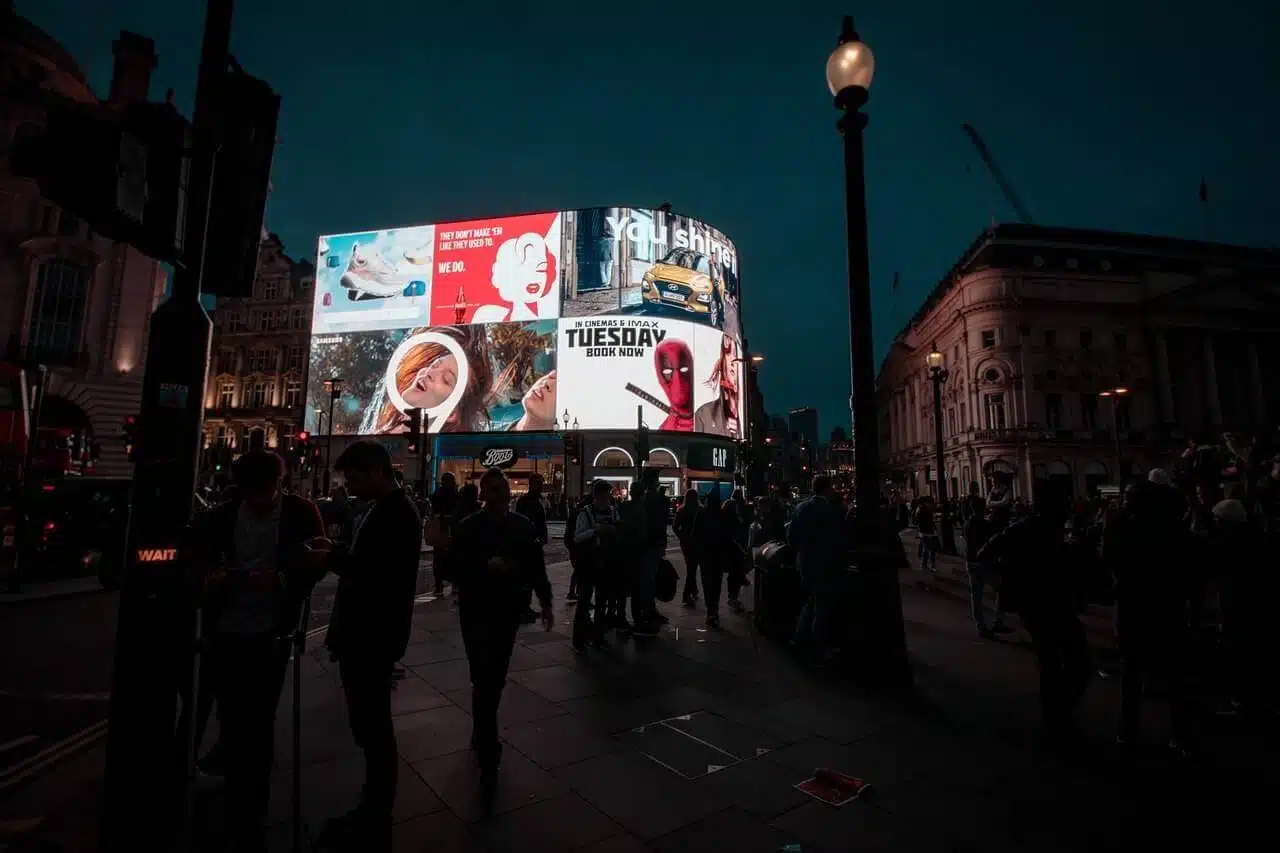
{"left": 307, "top": 207, "right": 743, "bottom": 437}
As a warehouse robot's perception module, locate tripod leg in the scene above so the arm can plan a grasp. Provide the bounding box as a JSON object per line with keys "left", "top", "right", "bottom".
{"left": 292, "top": 599, "right": 311, "bottom": 853}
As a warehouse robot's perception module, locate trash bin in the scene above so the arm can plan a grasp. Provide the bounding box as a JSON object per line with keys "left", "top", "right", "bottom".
{"left": 752, "top": 541, "right": 804, "bottom": 639}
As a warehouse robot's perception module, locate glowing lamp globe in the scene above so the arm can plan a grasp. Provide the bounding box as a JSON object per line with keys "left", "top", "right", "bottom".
{"left": 826, "top": 38, "right": 875, "bottom": 96}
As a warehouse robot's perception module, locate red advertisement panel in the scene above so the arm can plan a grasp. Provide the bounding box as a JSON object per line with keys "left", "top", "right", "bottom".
{"left": 429, "top": 212, "right": 562, "bottom": 326}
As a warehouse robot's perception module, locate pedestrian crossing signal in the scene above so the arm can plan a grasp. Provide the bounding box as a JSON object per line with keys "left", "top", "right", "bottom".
{"left": 405, "top": 408, "right": 423, "bottom": 455}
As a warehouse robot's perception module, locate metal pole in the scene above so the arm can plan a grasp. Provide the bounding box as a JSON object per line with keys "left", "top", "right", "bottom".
{"left": 834, "top": 21, "right": 911, "bottom": 688}
{"left": 837, "top": 90, "right": 880, "bottom": 514}
{"left": 8, "top": 365, "right": 46, "bottom": 593}
{"left": 324, "top": 390, "right": 336, "bottom": 496}
{"left": 103, "top": 1, "right": 230, "bottom": 849}
{"left": 931, "top": 373, "right": 956, "bottom": 553}
{"left": 1112, "top": 398, "right": 1123, "bottom": 485}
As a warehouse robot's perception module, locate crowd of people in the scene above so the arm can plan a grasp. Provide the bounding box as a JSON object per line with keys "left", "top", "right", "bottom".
{"left": 890, "top": 430, "right": 1280, "bottom": 752}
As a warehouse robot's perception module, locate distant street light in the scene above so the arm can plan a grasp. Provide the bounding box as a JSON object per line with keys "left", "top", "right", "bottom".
{"left": 1099, "top": 386, "right": 1129, "bottom": 485}
{"left": 926, "top": 346, "right": 957, "bottom": 553}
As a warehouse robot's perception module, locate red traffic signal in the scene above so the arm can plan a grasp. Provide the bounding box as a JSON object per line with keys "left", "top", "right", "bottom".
{"left": 297, "top": 430, "right": 309, "bottom": 441}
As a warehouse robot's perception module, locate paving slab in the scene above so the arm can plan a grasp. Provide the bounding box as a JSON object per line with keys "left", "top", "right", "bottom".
{"left": 473, "top": 792, "right": 624, "bottom": 853}
{"left": 661, "top": 710, "right": 788, "bottom": 761}
{"left": 444, "top": 680, "right": 566, "bottom": 727}
{"left": 500, "top": 712, "right": 621, "bottom": 770}
{"left": 411, "top": 746, "right": 568, "bottom": 824}
{"left": 618, "top": 720, "right": 740, "bottom": 780}
{"left": 650, "top": 806, "right": 799, "bottom": 853}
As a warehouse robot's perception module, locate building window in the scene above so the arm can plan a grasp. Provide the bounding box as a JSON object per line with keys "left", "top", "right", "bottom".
{"left": 981, "top": 329, "right": 996, "bottom": 349}
{"left": 1081, "top": 393, "right": 1098, "bottom": 429}
{"left": 947, "top": 408, "right": 957, "bottom": 437}
{"left": 959, "top": 402, "right": 967, "bottom": 430}
{"left": 984, "top": 393, "right": 1007, "bottom": 430}
{"left": 218, "top": 382, "right": 235, "bottom": 409}
{"left": 28, "top": 260, "right": 89, "bottom": 362}
{"left": 1080, "top": 327, "right": 1093, "bottom": 349}
{"left": 1044, "top": 329, "right": 1057, "bottom": 347}
{"left": 255, "top": 309, "right": 273, "bottom": 331}
{"left": 1045, "top": 393, "right": 1064, "bottom": 429}
{"left": 248, "top": 348, "right": 274, "bottom": 372}
{"left": 291, "top": 307, "right": 307, "bottom": 330}
{"left": 1114, "top": 331, "right": 1127, "bottom": 351}
{"left": 217, "top": 349, "right": 237, "bottom": 375}
{"left": 286, "top": 346, "right": 305, "bottom": 372}
{"left": 262, "top": 278, "right": 279, "bottom": 300}
{"left": 215, "top": 426, "right": 230, "bottom": 447}
{"left": 228, "top": 313, "right": 247, "bottom": 333}
{"left": 284, "top": 380, "right": 303, "bottom": 408}
{"left": 247, "top": 381, "right": 270, "bottom": 409}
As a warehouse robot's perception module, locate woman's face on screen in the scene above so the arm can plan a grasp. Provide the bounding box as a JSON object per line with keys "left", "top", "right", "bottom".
{"left": 404, "top": 351, "right": 458, "bottom": 409}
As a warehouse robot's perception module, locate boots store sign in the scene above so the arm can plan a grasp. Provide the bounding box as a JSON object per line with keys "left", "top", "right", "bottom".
{"left": 478, "top": 447, "right": 519, "bottom": 468}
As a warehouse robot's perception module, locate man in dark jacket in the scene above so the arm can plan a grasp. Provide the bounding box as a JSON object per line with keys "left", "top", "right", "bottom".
{"left": 188, "top": 451, "right": 326, "bottom": 852}
{"left": 962, "top": 494, "right": 1009, "bottom": 638}
{"left": 321, "top": 442, "right": 422, "bottom": 846}
{"left": 453, "top": 468, "right": 553, "bottom": 810}
{"left": 632, "top": 467, "right": 670, "bottom": 632}
{"left": 514, "top": 473, "right": 549, "bottom": 624}
{"left": 429, "top": 472, "right": 459, "bottom": 595}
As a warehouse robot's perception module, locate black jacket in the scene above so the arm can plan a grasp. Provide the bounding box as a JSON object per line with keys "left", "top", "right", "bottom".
{"left": 189, "top": 492, "right": 325, "bottom": 633}
{"left": 325, "top": 489, "right": 422, "bottom": 663}
{"left": 452, "top": 509, "right": 552, "bottom": 617}
{"left": 515, "top": 492, "right": 549, "bottom": 544}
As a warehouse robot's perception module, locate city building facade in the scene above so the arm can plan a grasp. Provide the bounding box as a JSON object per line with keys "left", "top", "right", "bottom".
{"left": 0, "top": 11, "right": 168, "bottom": 478}
{"left": 877, "top": 224, "right": 1280, "bottom": 508}
{"left": 202, "top": 234, "right": 314, "bottom": 463}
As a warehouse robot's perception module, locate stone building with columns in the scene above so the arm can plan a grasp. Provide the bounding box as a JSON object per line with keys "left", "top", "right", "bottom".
{"left": 0, "top": 10, "right": 169, "bottom": 478}
{"left": 877, "top": 224, "right": 1280, "bottom": 510}
{"left": 202, "top": 234, "right": 314, "bottom": 456}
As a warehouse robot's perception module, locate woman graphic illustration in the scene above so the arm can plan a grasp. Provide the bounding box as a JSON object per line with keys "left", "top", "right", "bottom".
{"left": 364, "top": 326, "right": 493, "bottom": 434}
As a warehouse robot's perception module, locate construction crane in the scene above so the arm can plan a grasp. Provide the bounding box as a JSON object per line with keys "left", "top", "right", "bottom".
{"left": 962, "top": 123, "right": 1034, "bottom": 225}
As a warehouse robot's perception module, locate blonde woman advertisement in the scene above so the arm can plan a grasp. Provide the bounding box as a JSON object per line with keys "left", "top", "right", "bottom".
{"left": 694, "top": 330, "right": 742, "bottom": 437}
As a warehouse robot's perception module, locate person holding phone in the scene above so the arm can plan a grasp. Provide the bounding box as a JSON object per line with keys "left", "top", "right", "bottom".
{"left": 452, "top": 467, "right": 553, "bottom": 812}
{"left": 187, "top": 451, "right": 326, "bottom": 852}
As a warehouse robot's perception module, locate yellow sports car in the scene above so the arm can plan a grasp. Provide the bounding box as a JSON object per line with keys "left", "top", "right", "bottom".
{"left": 640, "top": 248, "right": 724, "bottom": 325}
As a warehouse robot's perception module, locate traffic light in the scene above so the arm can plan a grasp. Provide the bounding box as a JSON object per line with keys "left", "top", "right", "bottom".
{"left": 199, "top": 66, "right": 280, "bottom": 297}
{"left": 637, "top": 424, "right": 650, "bottom": 462}
{"left": 294, "top": 431, "right": 311, "bottom": 468}
{"left": 122, "top": 415, "right": 139, "bottom": 461}
{"left": 404, "top": 408, "right": 423, "bottom": 454}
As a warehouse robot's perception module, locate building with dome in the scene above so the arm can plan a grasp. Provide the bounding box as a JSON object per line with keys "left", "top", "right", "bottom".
{"left": 0, "top": 3, "right": 168, "bottom": 478}
{"left": 877, "top": 223, "right": 1280, "bottom": 509}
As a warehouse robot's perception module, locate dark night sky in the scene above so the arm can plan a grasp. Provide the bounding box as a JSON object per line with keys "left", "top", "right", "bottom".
{"left": 24, "top": 0, "right": 1279, "bottom": 435}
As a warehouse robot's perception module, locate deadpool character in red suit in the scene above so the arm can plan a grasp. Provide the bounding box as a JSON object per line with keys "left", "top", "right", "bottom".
{"left": 654, "top": 339, "right": 694, "bottom": 431}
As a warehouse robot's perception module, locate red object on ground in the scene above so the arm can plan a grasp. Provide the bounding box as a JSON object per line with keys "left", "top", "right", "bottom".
{"left": 795, "top": 768, "right": 872, "bottom": 806}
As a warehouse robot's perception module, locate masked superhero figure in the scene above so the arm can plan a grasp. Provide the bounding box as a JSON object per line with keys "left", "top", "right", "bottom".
{"left": 654, "top": 339, "right": 694, "bottom": 431}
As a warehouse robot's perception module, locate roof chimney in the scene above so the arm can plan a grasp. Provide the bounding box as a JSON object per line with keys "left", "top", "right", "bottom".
{"left": 108, "top": 31, "right": 156, "bottom": 106}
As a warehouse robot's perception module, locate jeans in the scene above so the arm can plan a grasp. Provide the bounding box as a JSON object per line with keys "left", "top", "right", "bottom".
{"left": 791, "top": 565, "right": 835, "bottom": 652}
{"left": 338, "top": 656, "right": 398, "bottom": 816}
{"left": 572, "top": 565, "right": 610, "bottom": 647}
{"left": 919, "top": 535, "right": 939, "bottom": 570}
{"left": 1120, "top": 630, "right": 1192, "bottom": 744}
{"left": 460, "top": 610, "right": 520, "bottom": 771}
{"left": 680, "top": 542, "right": 699, "bottom": 601}
{"left": 967, "top": 562, "right": 1005, "bottom": 630}
{"left": 630, "top": 548, "right": 662, "bottom": 624}
{"left": 1021, "top": 606, "right": 1093, "bottom": 727}
{"left": 213, "top": 632, "right": 290, "bottom": 839}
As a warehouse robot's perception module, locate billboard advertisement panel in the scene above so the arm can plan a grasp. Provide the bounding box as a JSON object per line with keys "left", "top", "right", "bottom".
{"left": 308, "top": 207, "right": 742, "bottom": 436}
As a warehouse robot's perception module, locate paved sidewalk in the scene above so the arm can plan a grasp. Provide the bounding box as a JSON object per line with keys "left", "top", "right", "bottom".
{"left": 11, "top": 549, "right": 1263, "bottom": 852}
{"left": 226, "top": 555, "right": 1247, "bottom": 852}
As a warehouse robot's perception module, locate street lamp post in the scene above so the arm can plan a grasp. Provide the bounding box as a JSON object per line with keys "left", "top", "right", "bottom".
{"left": 323, "top": 377, "right": 344, "bottom": 495}
{"left": 926, "top": 346, "right": 957, "bottom": 554}
{"left": 1099, "top": 386, "right": 1129, "bottom": 485}
{"left": 828, "top": 15, "right": 911, "bottom": 688}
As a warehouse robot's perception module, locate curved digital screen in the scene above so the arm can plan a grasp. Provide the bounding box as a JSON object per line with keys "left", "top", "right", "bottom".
{"left": 306, "top": 207, "right": 744, "bottom": 438}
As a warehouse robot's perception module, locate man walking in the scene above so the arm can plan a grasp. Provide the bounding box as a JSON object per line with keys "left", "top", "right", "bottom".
{"left": 572, "top": 479, "right": 620, "bottom": 651}
{"left": 321, "top": 442, "right": 422, "bottom": 848}
{"left": 515, "top": 473, "right": 549, "bottom": 624}
{"left": 453, "top": 468, "right": 554, "bottom": 810}
{"left": 788, "top": 476, "right": 845, "bottom": 665}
